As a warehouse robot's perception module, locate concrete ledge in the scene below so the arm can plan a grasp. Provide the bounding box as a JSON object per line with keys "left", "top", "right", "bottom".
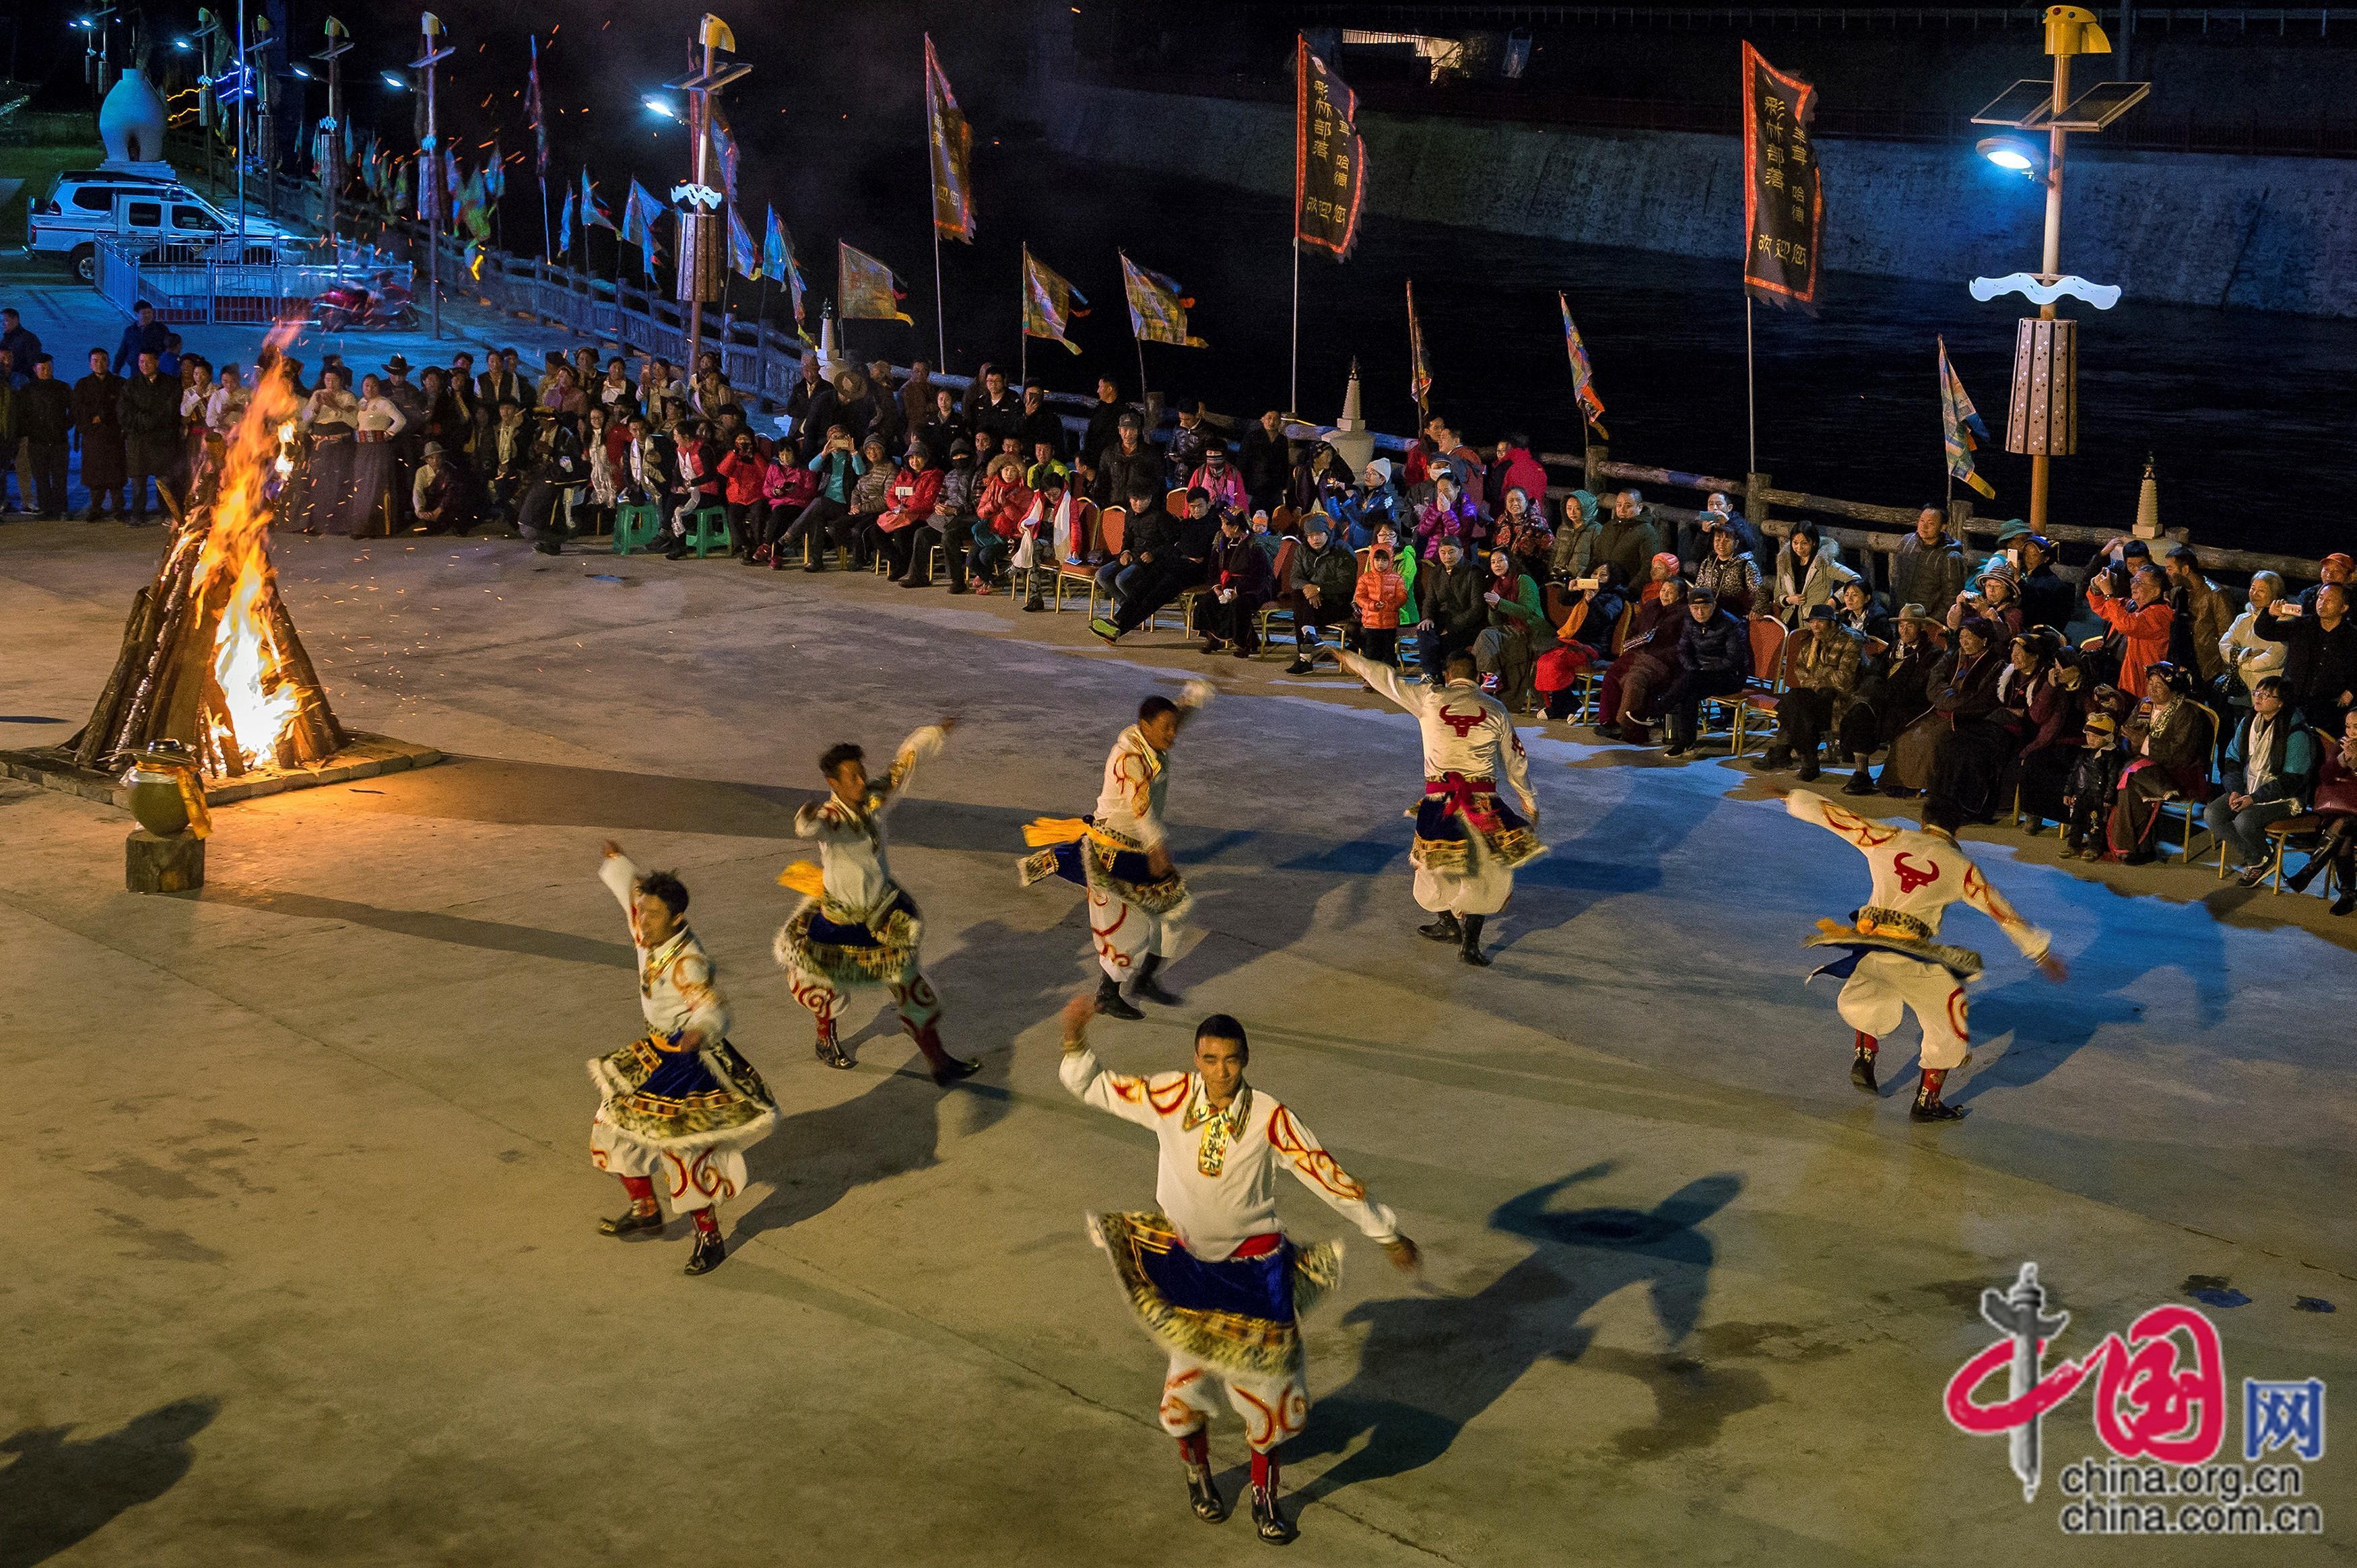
{"left": 0, "top": 732, "right": 444, "bottom": 809}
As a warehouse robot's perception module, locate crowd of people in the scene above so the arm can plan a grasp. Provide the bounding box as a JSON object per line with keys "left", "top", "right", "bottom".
{"left": 11, "top": 312, "right": 2351, "bottom": 911}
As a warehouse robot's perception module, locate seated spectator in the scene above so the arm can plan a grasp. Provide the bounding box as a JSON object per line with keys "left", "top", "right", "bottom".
{"left": 2218, "top": 571, "right": 2290, "bottom": 700}
{"left": 1595, "top": 576, "right": 1689, "bottom": 745}
{"left": 2106, "top": 662, "right": 2212, "bottom": 862}
{"left": 1292, "top": 440, "right": 1353, "bottom": 519}
{"left": 970, "top": 453, "right": 1034, "bottom": 592}
{"left": 1952, "top": 564, "right": 2024, "bottom": 640}
{"left": 895, "top": 440, "right": 975, "bottom": 590}
{"left": 1594, "top": 489, "right": 1663, "bottom": 585}
{"left": 2012, "top": 533, "right": 2075, "bottom": 632}
{"left": 1885, "top": 615, "right": 2005, "bottom": 797}
{"left": 1352, "top": 540, "right": 1410, "bottom": 672}
{"left": 1096, "top": 482, "right": 1176, "bottom": 611}
{"left": 1414, "top": 537, "right": 1487, "bottom": 683}
{"left": 409, "top": 441, "right": 469, "bottom": 537}
{"left": 758, "top": 443, "right": 820, "bottom": 568}
{"left": 1661, "top": 585, "right": 1748, "bottom": 759}
{"left": 2085, "top": 564, "right": 2174, "bottom": 695}
{"left": 1341, "top": 458, "right": 1405, "bottom": 549}
{"left": 1690, "top": 522, "right": 1762, "bottom": 617}
{"left": 1676, "top": 491, "right": 1764, "bottom": 569}
{"left": 1832, "top": 576, "right": 1889, "bottom": 642}
{"left": 1096, "top": 486, "right": 1220, "bottom": 643}
{"left": 1199, "top": 511, "right": 1274, "bottom": 657}
{"left": 2250, "top": 582, "right": 2357, "bottom": 733}
{"left": 1472, "top": 547, "right": 1546, "bottom": 710}
{"left": 2207, "top": 677, "right": 2318, "bottom": 887}
{"left": 1190, "top": 442, "right": 1246, "bottom": 515}
{"left": 1277, "top": 513, "right": 1358, "bottom": 674}
{"left": 2013, "top": 642, "right": 2086, "bottom": 833}
{"left": 877, "top": 442, "right": 944, "bottom": 582}
{"left": 1755, "top": 605, "right": 1862, "bottom": 782}
{"left": 2285, "top": 707, "right": 2357, "bottom": 914}
{"left": 1024, "top": 437, "right": 1069, "bottom": 496}
{"left": 1770, "top": 520, "right": 1858, "bottom": 626}
{"left": 1638, "top": 550, "right": 1685, "bottom": 605}
{"left": 1163, "top": 399, "right": 1210, "bottom": 486}
{"left": 717, "top": 430, "right": 768, "bottom": 562}
{"left": 1535, "top": 561, "right": 1628, "bottom": 722}
{"left": 1546, "top": 489, "right": 1602, "bottom": 590}
{"left": 1415, "top": 473, "right": 1482, "bottom": 561}
{"left": 1247, "top": 510, "right": 1284, "bottom": 571}
{"left": 1496, "top": 487, "right": 1553, "bottom": 581}
{"left": 2061, "top": 711, "right": 2126, "bottom": 860}
{"left": 1840, "top": 604, "right": 1943, "bottom": 794}
{"left": 1011, "top": 469, "right": 1063, "bottom": 612}
{"left": 2297, "top": 551, "right": 2354, "bottom": 613}
{"left": 1928, "top": 627, "right": 2059, "bottom": 823}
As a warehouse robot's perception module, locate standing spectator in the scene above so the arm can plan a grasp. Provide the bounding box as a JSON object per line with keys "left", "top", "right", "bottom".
{"left": 1092, "top": 410, "right": 1159, "bottom": 517}
{"left": 2163, "top": 546, "right": 2234, "bottom": 687}
{"left": 119, "top": 349, "right": 181, "bottom": 525}
{"left": 2106, "top": 663, "right": 2212, "bottom": 862}
{"left": 175, "top": 357, "right": 213, "bottom": 481}
{"left": 347, "top": 372, "right": 409, "bottom": 537}
{"left": 967, "top": 366, "right": 1022, "bottom": 451}
{"left": 1414, "top": 537, "right": 1486, "bottom": 680}
{"left": 914, "top": 384, "right": 970, "bottom": 462}
{"left": 1190, "top": 444, "right": 1245, "bottom": 515}
{"left": 2218, "top": 571, "right": 2290, "bottom": 699}
{"left": 111, "top": 301, "right": 170, "bottom": 373}
{"left": 1343, "top": 458, "right": 1408, "bottom": 549}
{"left": 1240, "top": 409, "right": 1294, "bottom": 513}
{"left": 298, "top": 366, "right": 362, "bottom": 535}
{"left": 1014, "top": 383, "right": 1063, "bottom": 458}
{"left": 519, "top": 422, "right": 584, "bottom": 557}
{"left": 2251, "top": 584, "right": 2357, "bottom": 732}
{"left": 2013, "top": 534, "right": 2075, "bottom": 632}
{"left": 2061, "top": 712, "right": 2125, "bottom": 860}
{"left": 784, "top": 353, "right": 833, "bottom": 460}
{"left": 1199, "top": 511, "right": 1273, "bottom": 657}
{"left": 1352, "top": 539, "right": 1409, "bottom": 671}
{"left": 2297, "top": 553, "right": 2354, "bottom": 613}
{"left": 1593, "top": 489, "right": 1663, "bottom": 586}
{"left": 1078, "top": 376, "right": 1131, "bottom": 476}
{"left": 1485, "top": 433, "right": 1549, "bottom": 523}
{"left": 2086, "top": 564, "right": 2175, "bottom": 697}
{"left": 1771, "top": 520, "right": 1859, "bottom": 625}
{"left": 1276, "top": 513, "right": 1358, "bottom": 674}
{"left": 1756, "top": 606, "right": 1861, "bottom": 780}
{"left": 18, "top": 356, "right": 73, "bottom": 518}
{"left": 1840, "top": 605, "right": 1942, "bottom": 794}
{"left": 1163, "top": 399, "right": 1211, "bottom": 486}
{"left": 0, "top": 308, "right": 42, "bottom": 380}
{"left": 1660, "top": 585, "right": 1748, "bottom": 757}
{"left": 893, "top": 359, "right": 934, "bottom": 440}
{"left": 1892, "top": 506, "right": 1969, "bottom": 621}
{"left": 2206, "top": 677, "right": 2317, "bottom": 887}
{"left": 476, "top": 349, "right": 525, "bottom": 453}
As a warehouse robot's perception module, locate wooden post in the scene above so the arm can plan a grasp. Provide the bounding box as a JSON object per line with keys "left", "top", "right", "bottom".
{"left": 1746, "top": 471, "right": 1772, "bottom": 533}
{"left": 1947, "top": 498, "right": 1977, "bottom": 552}
{"left": 1584, "top": 438, "right": 1610, "bottom": 496}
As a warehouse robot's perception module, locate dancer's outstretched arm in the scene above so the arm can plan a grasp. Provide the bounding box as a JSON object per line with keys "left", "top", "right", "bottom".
{"left": 1332, "top": 648, "right": 1420, "bottom": 716}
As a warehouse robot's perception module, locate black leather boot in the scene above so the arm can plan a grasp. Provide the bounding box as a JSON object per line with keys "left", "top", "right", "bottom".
{"left": 599, "top": 1206, "right": 663, "bottom": 1237}
{"left": 1417, "top": 911, "right": 1461, "bottom": 944}
{"left": 684, "top": 1228, "right": 727, "bottom": 1274}
{"left": 1459, "top": 914, "right": 1492, "bottom": 967}
{"left": 1132, "top": 952, "right": 1181, "bottom": 1007}
{"left": 1094, "top": 974, "right": 1143, "bottom": 1021}
{"left": 1250, "top": 1463, "right": 1297, "bottom": 1544}
{"left": 814, "top": 1021, "right": 853, "bottom": 1070}
{"left": 1850, "top": 1031, "right": 1879, "bottom": 1093}
{"left": 1186, "top": 1465, "right": 1227, "bottom": 1523}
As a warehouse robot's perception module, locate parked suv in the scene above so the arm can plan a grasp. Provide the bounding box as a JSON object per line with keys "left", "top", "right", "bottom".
{"left": 27, "top": 170, "right": 294, "bottom": 281}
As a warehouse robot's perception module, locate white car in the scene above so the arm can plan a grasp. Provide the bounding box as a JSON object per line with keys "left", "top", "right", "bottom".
{"left": 27, "top": 170, "right": 296, "bottom": 281}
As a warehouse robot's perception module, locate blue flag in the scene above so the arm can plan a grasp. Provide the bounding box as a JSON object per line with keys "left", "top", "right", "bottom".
{"left": 557, "top": 186, "right": 574, "bottom": 257}
{"left": 622, "top": 179, "right": 665, "bottom": 272}
{"left": 581, "top": 167, "right": 614, "bottom": 230}
{"left": 763, "top": 207, "right": 806, "bottom": 330}
{"left": 728, "top": 207, "right": 758, "bottom": 281}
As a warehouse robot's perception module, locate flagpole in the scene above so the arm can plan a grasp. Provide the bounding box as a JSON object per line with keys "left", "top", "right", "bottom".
{"left": 1744, "top": 293, "right": 1758, "bottom": 479}
{"left": 755, "top": 273, "right": 771, "bottom": 404}
{"left": 1018, "top": 242, "right": 1028, "bottom": 389}
{"left": 1290, "top": 239, "right": 1300, "bottom": 417}
{"left": 925, "top": 37, "right": 948, "bottom": 371}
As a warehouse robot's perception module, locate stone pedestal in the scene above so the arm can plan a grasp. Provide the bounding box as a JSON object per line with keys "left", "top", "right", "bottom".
{"left": 127, "top": 828, "right": 205, "bottom": 893}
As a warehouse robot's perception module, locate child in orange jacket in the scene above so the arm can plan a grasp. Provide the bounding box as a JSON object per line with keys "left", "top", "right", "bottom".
{"left": 1353, "top": 542, "right": 1409, "bottom": 667}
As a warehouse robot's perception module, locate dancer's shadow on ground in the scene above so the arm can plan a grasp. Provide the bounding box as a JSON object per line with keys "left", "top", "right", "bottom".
{"left": 1290, "top": 1166, "right": 1751, "bottom": 1503}
{"left": 0, "top": 1397, "right": 218, "bottom": 1568}
{"left": 731, "top": 916, "right": 1069, "bottom": 1246}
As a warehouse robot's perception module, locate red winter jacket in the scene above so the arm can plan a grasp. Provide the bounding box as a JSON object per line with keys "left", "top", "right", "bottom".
{"left": 978, "top": 474, "right": 1036, "bottom": 539}
{"left": 719, "top": 451, "right": 767, "bottom": 507}
{"left": 880, "top": 465, "right": 945, "bottom": 534}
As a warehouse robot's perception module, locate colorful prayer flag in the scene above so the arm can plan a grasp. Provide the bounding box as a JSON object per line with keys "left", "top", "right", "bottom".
{"left": 525, "top": 33, "right": 550, "bottom": 176}
{"left": 1938, "top": 335, "right": 1996, "bottom": 499}
{"left": 622, "top": 179, "right": 666, "bottom": 273}
{"left": 1406, "top": 279, "right": 1432, "bottom": 411}
{"left": 729, "top": 207, "right": 760, "bottom": 281}
{"left": 923, "top": 34, "right": 975, "bottom": 243}
{"left": 764, "top": 208, "right": 807, "bottom": 331}
{"left": 1558, "top": 292, "right": 1608, "bottom": 438}
{"left": 1119, "top": 252, "right": 1207, "bottom": 349}
{"left": 580, "top": 168, "right": 614, "bottom": 230}
{"left": 708, "top": 103, "right": 741, "bottom": 206}
{"left": 557, "top": 185, "right": 574, "bottom": 256}
{"left": 1021, "top": 244, "right": 1088, "bottom": 355}
{"left": 1294, "top": 35, "right": 1366, "bottom": 261}
{"left": 838, "top": 241, "right": 912, "bottom": 324}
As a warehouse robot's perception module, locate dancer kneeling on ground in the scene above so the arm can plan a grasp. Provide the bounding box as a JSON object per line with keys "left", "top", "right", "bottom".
{"left": 1020, "top": 683, "right": 1214, "bottom": 1018}
{"left": 1061, "top": 998, "right": 1420, "bottom": 1543}
{"left": 1329, "top": 644, "right": 1543, "bottom": 965}
{"left": 587, "top": 842, "right": 778, "bottom": 1276}
{"left": 774, "top": 724, "right": 981, "bottom": 1085}
{"left": 1783, "top": 792, "right": 2064, "bottom": 1122}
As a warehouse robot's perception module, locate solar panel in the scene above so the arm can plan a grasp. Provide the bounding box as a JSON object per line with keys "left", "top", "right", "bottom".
{"left": 2050, "top": 81, "right": 2152, "bottom": 131}
{"left": 1970, "top": 79, "right": 2059, "bottom": 129}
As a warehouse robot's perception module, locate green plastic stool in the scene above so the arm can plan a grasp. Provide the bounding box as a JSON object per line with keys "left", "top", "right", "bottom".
{"left": 685, "top": 506, "right": 733, "bottom": 559}
{"left": 612, "top": 501, "right": 662, "bottom": 556}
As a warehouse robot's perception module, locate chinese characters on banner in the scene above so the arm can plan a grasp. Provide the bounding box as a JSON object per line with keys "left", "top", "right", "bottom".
{"left": 925, "top": 34, "right": 975, "bottom": 243}
{"left": 1741, "top": 41, "right": 1824, "bottom": 311}
{"left": 1295, "top": 36, "right": 1366, "bottom": 261}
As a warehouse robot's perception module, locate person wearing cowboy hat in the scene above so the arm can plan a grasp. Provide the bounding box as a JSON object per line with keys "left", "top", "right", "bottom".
{"left": 409, "top": 440, "right": 468, "bottom": 536}
{"left": 1838, "top": 603, "right": 1944, "bottom": 795}
{"left": 2104, "top": 660, "right": 2211, "bottom": 862}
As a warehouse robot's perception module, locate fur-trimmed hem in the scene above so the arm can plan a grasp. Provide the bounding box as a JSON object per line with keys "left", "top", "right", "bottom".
{"left": 1084, "top": 1210, "right": 1341, "bottom": 1381}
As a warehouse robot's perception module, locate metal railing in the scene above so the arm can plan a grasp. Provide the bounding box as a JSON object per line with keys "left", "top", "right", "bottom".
{"left": 95, "top": 233, "right": 416, "bottom": 327}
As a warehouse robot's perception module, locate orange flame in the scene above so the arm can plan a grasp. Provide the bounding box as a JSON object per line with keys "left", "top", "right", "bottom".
{"left": 199, "top": 325, "right": 306, "bottom": 773}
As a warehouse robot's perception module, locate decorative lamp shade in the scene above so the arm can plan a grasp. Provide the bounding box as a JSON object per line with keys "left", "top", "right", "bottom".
{"left": 675, "top": 209, "right": 725, "bottom": 304}
{"left": 100, "top": 67, "right": 170, "bottom": 167}
{"left": 2005, "top": 317, "right": 2077, "bottom": 458}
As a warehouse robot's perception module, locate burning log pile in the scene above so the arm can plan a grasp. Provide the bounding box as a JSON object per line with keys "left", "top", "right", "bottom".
{"left": 64, "top": 353, "right": 345, "bottom": 781}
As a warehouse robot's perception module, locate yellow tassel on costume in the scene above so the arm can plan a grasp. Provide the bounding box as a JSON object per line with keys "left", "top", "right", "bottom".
{"left": 1023, "top": 817, "right": 1091, "bottom": 848}
{"left": 776, "top": 860, "right": 827, "bottom": 898}
{"left": 1815, "top": 917, "right": 1855, "bottom": 940}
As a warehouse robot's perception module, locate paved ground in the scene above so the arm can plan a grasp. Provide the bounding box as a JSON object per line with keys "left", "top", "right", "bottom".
{"left": 3, "top": 320, "right": 2354, "bottom": 1563}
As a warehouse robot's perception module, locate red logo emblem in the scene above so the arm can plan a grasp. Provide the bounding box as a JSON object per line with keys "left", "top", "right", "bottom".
{"left": 1893, "top": 852, "right": 1941, "bottom": 894}
{"left": 1437, "top": 704, "right": 1487, "bottom": 738}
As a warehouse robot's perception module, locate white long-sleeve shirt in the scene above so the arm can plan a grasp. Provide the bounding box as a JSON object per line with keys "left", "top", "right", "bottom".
{"left": 2220, "top": 607, "right": 2290, "bottom": 692}
{"left": 1786, "top": 793, "right": 2051, "bottom": 963}
{"left": 1337, "top": 651, "right": 1538, "bottom": 818}
{"left": 791, "top": 725, "right": 945, "bottom": 920}
{"left": 1092, "top": 682, "right": 1212, "bottom": 852}
{"left": 1061, "top": 1048, "right": 1398, "bottom": 1262}
{"left": 599, "top": 853, "right": 731, "bottom": 1045}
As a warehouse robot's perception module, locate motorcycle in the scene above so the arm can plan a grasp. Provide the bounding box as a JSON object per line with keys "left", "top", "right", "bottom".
{"left": 310, "top": 274, "right": 417, "bottom": 331}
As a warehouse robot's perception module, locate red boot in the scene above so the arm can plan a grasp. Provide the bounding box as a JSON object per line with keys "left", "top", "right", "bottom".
{"left": 908, "top": 1021, "right": 979, "bottom": 1087}
{"left": 814, "top": 1018, "right": 852, "bottom": 1070}
{"left": 1850, "top": 1030, "right": 1879, "bottom": 1093}
{"left": 1911, "top": 1066, "right": 1966, "bottom": 1122}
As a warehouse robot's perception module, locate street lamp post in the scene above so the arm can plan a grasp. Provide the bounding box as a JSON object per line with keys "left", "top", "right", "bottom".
{"left": 314, "top": 18, "right": 352, "bottom": 270}
{"left": 666, "top": 15, "right": 750, "bottom": 377}
{"left": 411, "top": 12, "right": 455, "bottom": 340}
{"left": 190, "top": 11, "right": 221, "bottom": 200}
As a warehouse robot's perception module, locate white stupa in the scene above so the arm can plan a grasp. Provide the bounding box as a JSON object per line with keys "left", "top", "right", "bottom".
{"left": 1326, "top": 360, "right": 1375, "bottom": 473}
{"left": 98, "top": 67, "right": 176, "bottom": 179}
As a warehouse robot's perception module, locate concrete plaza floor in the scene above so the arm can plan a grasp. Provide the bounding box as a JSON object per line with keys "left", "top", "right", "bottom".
{"left": 2, "top": 332, "right": 2354, "bottom": 1563}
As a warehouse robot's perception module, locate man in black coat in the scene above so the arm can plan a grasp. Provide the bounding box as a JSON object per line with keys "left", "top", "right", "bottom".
{"left": 1415, "top": 538, "right": 1488, "bottom": 679}
{"left": 2014, "top": 534, "right": 2075, "bottom": 633}
{"left": 118, "top": 349, "right": 182, "bottom": 524}
{"left": 1015, "top": 384, "right": 1064, "bottom": 458}
{"left": 1239, "top": 409, "right": 1294, "bottom": 514}
{"left": 968, "top": 366, "right": 1023, "bottom": 451}
{"left": 1080, "top": 376, "right": 1132, "bottom": 476}
{"left": 1093, "top": 412, "right": 1160, "bottom": 515}
{"left": 2251, "top": 584, "right": 2357, "bottom": 732}
{"left": 1661, "top": 585, "right": 1750, "bottom": 757}
{"left": 15, "top": 355, "right": 74, "bottom": 518}
{"left": 111, "top": 302, "right": 170, "bottom": 374}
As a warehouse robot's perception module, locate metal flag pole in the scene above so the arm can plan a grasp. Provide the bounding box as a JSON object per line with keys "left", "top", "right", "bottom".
{"left": 1290, "top": 240, "right": 1300, "bottom": 418}
{"left": 233, "top": 0, "right": 248, "bottom": 244}
{"left": 925, "top": 38, "right": 948, "bottom": 372}
{"left": 531, "top": 36, "right": 552, "bottom": 269}
{"left": 668, "top": 15, "right": 750, "bottom": 380}
{"left": 1744, "top": 293, "right": 1758, "bottom": 478}
{"left": 314, "top": 18, "right": 350, "bottom": 273}
{"left": 411, "top": 12, "right": 455, "bottom": 340}
{"left": 1018, "top": 242, "right": 1028, "bottom": 388}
